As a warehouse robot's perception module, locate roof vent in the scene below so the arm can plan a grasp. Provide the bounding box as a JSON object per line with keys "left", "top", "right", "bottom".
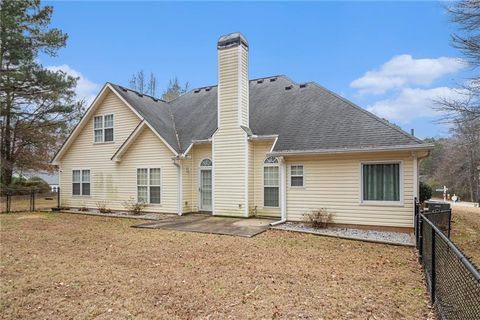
{"left": 118, "top": 86, "right": 128, "bottom": 92}
{"left": 257, "top": 79, "right": 264, "bottom": 84}
{"left": 150, "top": 96, "right": 158, "bottom": 102}
{"left": 194, "top": 89, "right": 201, "bottom": 93}
{"left": 285, "top": 85, "right": 293, "bottom": 90}
{"left": 299, "top": 83, "right": 307, "bottom": 88}
{"left": 270, "top": 78, "right": 277, "bottom": 82}
{"left": 136, "top": 92, "right": 143, "bottom": 97}
{"left": 205, "top": 87, "right": 211, "bottom": 92}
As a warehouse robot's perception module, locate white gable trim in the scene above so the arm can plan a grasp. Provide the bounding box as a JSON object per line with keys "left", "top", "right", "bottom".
{"left": 52, "top": 83, "right": 178, "bottom": 165}
{"left": 111, "top": 121, "right": 146, "bottom": 162}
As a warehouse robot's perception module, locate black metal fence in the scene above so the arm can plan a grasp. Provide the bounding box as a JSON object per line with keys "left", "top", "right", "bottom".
{"left": 415, "top": 199, "right": 480, "bottom": 319}
{"left": 0, "top": 187, "right": 60, "bottom": 213}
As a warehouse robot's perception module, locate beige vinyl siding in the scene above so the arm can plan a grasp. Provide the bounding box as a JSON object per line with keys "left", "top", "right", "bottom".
{"left": 285, "top": 151, "right": 416, "bottom": 228}
{"left": 253, "top": 141, "right": 280, "bottom": 218}
{"left": 117, "top": 128, "right": 178, "bottom": 213}
{"left": 214, "top": 43, "right": 249, "bottom": 217}
{"left": 240, "top": 46, "right": 249, "bottom": 127}
{"left": 213, "top": 128, "right": 247, "bottom": 216}
{"left": 59, "top": 91, "right": 140, "bottom": 208}
{"left": 59, "top": 90, "right": 178, "bottom": 213}
{"left": 248, "top": 141, "right": 254, "bottom": 213}
{"left": 186, "top": 144, "right": 212, "bottom": 212}
{"left": 181, "top": 156, "right": 193, "bottom": 213}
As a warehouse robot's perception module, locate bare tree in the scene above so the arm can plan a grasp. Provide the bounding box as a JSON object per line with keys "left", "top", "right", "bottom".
{"left": 129, "top": 70, "right": 157, "bottom": 97}
{"left": 161, "top": 77, "right": 189, "bottom": 102}
{"left": 436, "top": 1, "right": 480, "bottom": 121}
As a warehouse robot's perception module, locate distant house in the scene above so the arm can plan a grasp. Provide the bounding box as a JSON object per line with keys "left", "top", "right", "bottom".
{"left": 15, "top": 171, "right": 59, "bottom": 192}
{"left": 52, "top": 33, "right": 432, "bottom": 231}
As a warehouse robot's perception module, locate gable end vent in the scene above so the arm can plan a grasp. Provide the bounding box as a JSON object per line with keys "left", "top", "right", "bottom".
{"left": 285, "top": 85, "right": 293, "bottom": 90}
{"left": 299, "top": 83, "right": 307, "bottom": 88}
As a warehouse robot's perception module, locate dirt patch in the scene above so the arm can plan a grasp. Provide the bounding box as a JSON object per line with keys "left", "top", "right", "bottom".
{"left": 451, "top": 206, "right": 480, "bottom": 266}
{"left": 0, "top": 213, "right": 432, "bottom": 319}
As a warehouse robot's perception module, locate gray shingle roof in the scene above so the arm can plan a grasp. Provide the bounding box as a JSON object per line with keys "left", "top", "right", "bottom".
{"left": 110, "top": 76, "right": 425, "bottom": 154}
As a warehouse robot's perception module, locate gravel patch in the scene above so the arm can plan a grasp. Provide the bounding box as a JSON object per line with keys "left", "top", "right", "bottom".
{"left": 272, "top": 222, "right": 414, "bottom": 246}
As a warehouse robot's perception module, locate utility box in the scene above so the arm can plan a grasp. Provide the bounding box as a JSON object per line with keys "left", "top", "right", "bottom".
{"left": 425, "top": 201, "right": 451, "bottom": 212}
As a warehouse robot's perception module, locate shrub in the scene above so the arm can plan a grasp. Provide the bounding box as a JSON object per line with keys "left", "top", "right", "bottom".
{"left": 419, "top": 182, "right": 433, "bottom": 203}
{"left": 96, "top": 201, "right": 112, "bottom": 213}
{"left": 304, "top": 208, "right": 331, "bottom": 228}
{"left": 122, "top": 198, "right": 146, "bottom": 215}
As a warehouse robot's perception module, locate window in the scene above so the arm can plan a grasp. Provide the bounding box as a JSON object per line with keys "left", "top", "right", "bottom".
{"left": 94, "top": 114, "right": 114, "bottom": 143}
{"left": 264, "top": 157, "right": 279, "bottom": 207}
{"left": 137, "top": 168, "right": 161, "bottom": 204}
{"left": 362, "top": 163, "right": 400, "bottom": 202}
{"left": 200, "top": 159, "right": 212, "bottom": 167}
{"left": 72, "top": 169, "right": 90, "bottom": 196}
{"left": 290, "top": 165, "right": 304, "bottom": 187}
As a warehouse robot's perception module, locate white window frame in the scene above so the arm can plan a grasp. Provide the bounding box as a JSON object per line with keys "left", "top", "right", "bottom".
{"left": 136, "top": 167, "right": 162, "bottom": 205}
{"left": 72, "top": 169, "right": 91, "bottom": 196}
{"left": 93, "top": 113, "right": 115, "bottom": 144}
{"left": 263, "top": 157, "right": 280, "bottom": 208}
{"left": 289, "top": 164, "right": 305, "bottom": 188}
{"left": 360, "top": 160, "right": 404, "bottom": 206}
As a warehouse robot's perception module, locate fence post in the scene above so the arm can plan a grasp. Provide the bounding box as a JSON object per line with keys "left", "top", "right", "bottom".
{"left": 431, "top": 227, "right": 436, "bottom": 305}
{"left": 418, "top": 216, "right": 423, "bottom": 263}
{"left": 6, "top": 193, "right": 11, "bottom": 213}
{"left": 57, "top": 187, "right": 60, "bottom": 210}
{"left": 32, "top": 189, "right": 35, "bottom": 211}
{"left": 29, "top": 189, "right": 33, "bottom": 211}
{"left": 447, "top": 209, "right": 452, "bottom": 238}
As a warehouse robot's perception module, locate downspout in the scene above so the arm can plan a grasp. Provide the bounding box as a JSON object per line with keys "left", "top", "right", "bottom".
{"left": 271, "top": 156, "right": 287, "bottom": 226}
{"left": 173, "top": 158, "right": 183, "bottom": 216}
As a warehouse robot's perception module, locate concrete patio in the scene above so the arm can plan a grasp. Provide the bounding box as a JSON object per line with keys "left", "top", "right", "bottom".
{"left": 132, "top": 214, "right": 275, "bottom": 237}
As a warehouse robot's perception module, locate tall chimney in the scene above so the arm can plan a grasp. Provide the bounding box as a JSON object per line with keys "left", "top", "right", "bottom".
{"left": 217, "top": 32, "right": 249, "bottom": 128}
{"left": 213, "top": 32, "right": 250, "bottom": 217}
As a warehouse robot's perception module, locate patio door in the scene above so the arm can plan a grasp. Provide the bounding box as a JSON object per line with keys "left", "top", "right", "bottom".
{"left": 200, "top": 168, "right": 212, "bottom": 211}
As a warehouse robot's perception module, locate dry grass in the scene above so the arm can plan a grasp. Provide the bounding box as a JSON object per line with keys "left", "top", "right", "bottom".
{"left": 451, "top": 206, "right": 480, "bottom": 267}
{"left": 0, "top": 213, "right": 431, "bottom": 319}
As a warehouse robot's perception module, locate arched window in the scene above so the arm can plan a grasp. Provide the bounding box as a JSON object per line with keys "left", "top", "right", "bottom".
{"left": 263, "top": 157, "right": 279, "bottom": 207}
{"left": 264, "top": 156, "right": 278, "bottom": 164}
{"left": 200, "top": 159, "right": 212, "bottom": 167}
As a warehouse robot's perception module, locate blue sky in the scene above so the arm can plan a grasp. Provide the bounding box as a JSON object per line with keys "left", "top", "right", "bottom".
{"left": 41, "top": 1, "right": 467, "bottom": 138}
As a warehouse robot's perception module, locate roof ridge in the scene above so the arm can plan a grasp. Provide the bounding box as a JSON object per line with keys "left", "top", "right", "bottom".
{"left": 308, "top": 82, "right": 424, "bottom": 144}
{"left": 107, "top": 82, "right": 168, "bottom": 104}
{"left": 169, "top": 75, "right": 294, "bottom": 104}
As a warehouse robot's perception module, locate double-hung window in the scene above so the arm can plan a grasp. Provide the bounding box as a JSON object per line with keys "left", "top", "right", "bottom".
{"left": 72, "top": 169, "right": 90, "bottom": 196}
{"left": 94, "top": 114, "right": 114, "bottom": 143}
{"left": 264, "top": 157, "right": 279, "bottom": 207}
{"left": 137, "top": 168, "right": 161, "bottom": 204}
{"left": 290, "top": 165, "right": 304, "bottom": 187}
{"left": 362, "top": 162, "right": 401, "bottom": 202}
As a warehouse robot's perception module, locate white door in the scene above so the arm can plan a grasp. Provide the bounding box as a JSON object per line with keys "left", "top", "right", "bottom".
{"left": 200, "top": 169, "right": 212, "bottom": 211}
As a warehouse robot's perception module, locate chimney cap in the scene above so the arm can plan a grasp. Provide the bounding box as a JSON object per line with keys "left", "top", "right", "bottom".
{"left": 217, "top": 32, "right": 248, "bottom": 49}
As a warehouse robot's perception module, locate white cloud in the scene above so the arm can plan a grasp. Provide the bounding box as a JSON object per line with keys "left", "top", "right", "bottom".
{"left": 366, "top": 86, "right": 467, "bottom": 123}
{"left": 351, "top": 55, "right": 465, "bottom": 95}
{"left": 47, "top": 64, "right": 100, "bottom": 105}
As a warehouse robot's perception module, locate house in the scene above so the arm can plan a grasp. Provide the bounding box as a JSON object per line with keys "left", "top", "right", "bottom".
{"left": 52, "top": 33, "right": 432, "bottom": 231}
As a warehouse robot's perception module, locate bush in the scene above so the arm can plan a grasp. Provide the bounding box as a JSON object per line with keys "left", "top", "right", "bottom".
{"left": 419, "top": 181, "right": 433, "bottom": 203}
{"left": 122, "top": 198, "right": 146, "bottom": 215}
{"left": 304, "top": 208, "right": 332, "bottom": 228}
{"left": 96, "top": 201, "right": 112, "bottom": 213}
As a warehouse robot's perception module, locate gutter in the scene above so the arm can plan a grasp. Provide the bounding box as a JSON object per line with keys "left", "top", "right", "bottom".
{"left": 269, "top": 144, "right": 434, "bottom": 157}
